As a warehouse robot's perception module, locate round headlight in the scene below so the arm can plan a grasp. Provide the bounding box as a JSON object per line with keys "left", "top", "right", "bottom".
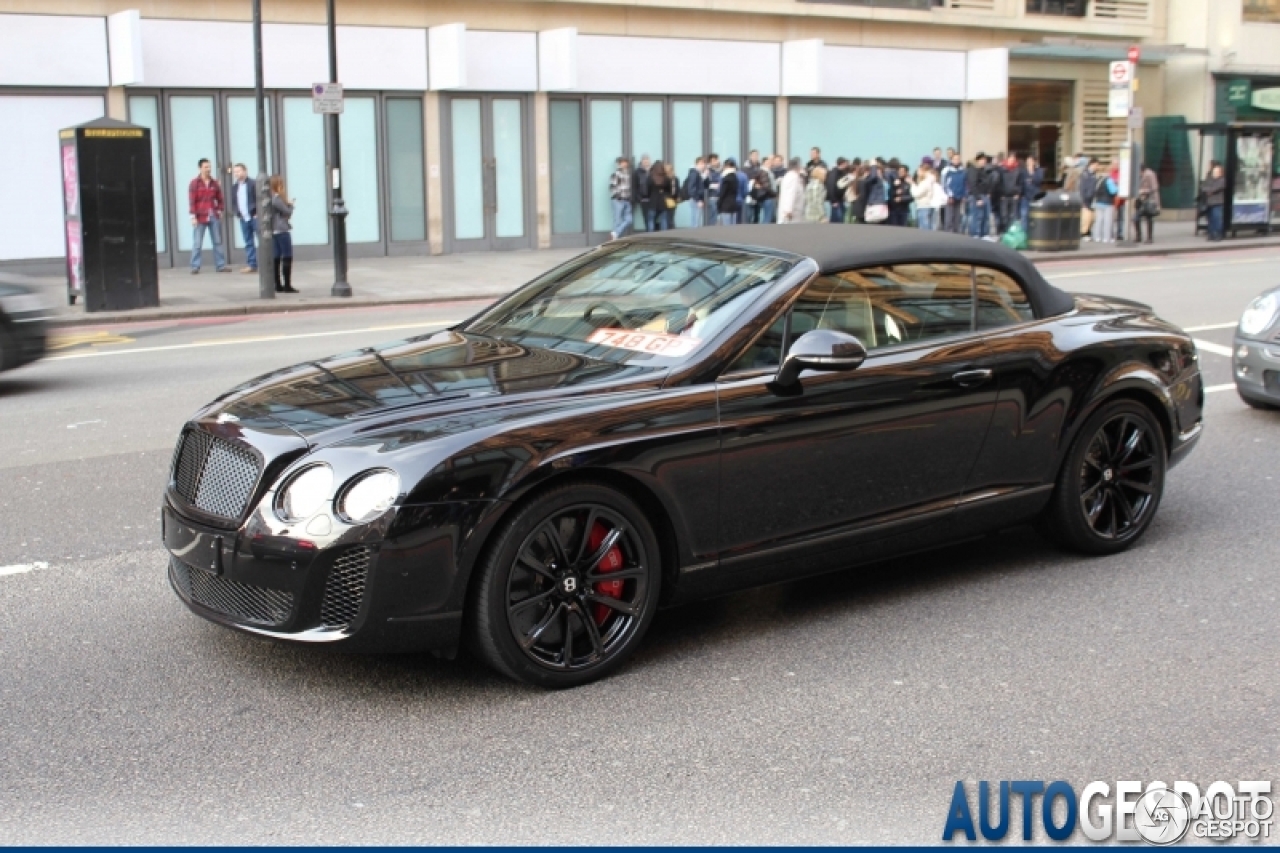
{"left": 275, "top": 464, "right": 333, "bottom": 522}
{"left": 337, "top": 469, "right": 401, "bottom": 524}
{"left": 1240, "top": 292, "right": 1279, "bottom": 337}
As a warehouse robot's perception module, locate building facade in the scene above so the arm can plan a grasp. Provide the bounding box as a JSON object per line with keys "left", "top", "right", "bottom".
{"left": 0, "top": 0, "right": 1218, "bottom": 269}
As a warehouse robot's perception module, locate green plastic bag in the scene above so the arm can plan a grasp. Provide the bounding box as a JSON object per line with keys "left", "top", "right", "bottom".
{"left": 1001, "top": 222, "right": 1028, "bottom": 251}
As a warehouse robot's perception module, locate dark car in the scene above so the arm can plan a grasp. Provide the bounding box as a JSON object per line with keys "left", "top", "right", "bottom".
{"left": 0, "top": 276, "right": 50, "bottom": 372}
{"left": 162, "top": 226, "right": 1204, "bottom": 687}
{"left": 1233, "top": 285, "right": 1280, "bottom": 409}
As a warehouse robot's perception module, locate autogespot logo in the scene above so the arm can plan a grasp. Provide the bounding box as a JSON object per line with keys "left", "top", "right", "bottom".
{"left": 942, "top": 780, "right": 1274, "bottom": 844}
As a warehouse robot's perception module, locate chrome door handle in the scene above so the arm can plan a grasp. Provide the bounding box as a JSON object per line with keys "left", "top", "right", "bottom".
{"left": 952, "top": 368, "right": 993, "bottom": 387}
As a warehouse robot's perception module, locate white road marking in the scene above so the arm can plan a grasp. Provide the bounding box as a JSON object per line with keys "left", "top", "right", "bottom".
{"left": 1194, "top": 339, "right": 1234, "bottom": 358}
{"left": 1204, "top": 384, "right": 1235, "bottom": 394}
{"left": 1044, "top": 253, "right": 1278, "bottom": 280}
{"left": 65, "top": 420, "right": 103, "bottom": 429}
{"left": 46, "top": 320, "right": 453, "bottom": 362}
{"left": 1184, "top": 322, "right": 1238, "bottom": 332}
{"left": 0, "top": 562, "right": 50, "bottom": 578}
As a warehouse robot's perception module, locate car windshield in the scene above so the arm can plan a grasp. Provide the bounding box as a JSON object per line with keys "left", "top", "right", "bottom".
{"left": 460, "top": 243, "right": 794, "bottom": 364}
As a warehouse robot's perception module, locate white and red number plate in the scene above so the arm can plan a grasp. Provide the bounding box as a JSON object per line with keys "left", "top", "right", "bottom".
{"left": 587, "top": 328, "right": 701, "bottom": 357}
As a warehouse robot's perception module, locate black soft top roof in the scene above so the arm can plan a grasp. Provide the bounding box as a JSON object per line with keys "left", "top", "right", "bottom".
{"left": 625, "top": 224, "right": 1077, "bottom": 318}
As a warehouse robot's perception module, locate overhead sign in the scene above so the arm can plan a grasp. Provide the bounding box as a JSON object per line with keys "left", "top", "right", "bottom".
{"left": 1226, "top": 79, "right": 1252, "bottom": 107}
{"left": 1252, "top": 87, "right": 1280, "bottom": 112}
{"left": 312, "top": 82, "right": 344, "bottom": 115}
{"left": 1109, "top": 61, "right": 1133, "bottom": 85}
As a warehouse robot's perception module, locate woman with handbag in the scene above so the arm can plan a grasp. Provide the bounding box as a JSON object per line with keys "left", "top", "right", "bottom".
{"left": 803, "top": 166, "right": 830, "bottom": 223}
{"left": 647, "top": 161, "right": 676, "bottom": 231}
{"left": 269, "top": 175, "right": 298, "bottom": 294}
{"left": 1132, "top": 164, "right": 1160, "bottom": 244}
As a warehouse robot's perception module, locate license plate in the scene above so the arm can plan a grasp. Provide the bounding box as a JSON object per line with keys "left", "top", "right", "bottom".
{"left": 163, "top": 508, "right": 224, "bottom": 575}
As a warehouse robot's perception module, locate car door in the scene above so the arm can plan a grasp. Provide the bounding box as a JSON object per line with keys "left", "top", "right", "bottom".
{"left": 714, "top": 263, "right": 1000, "bottom": 574}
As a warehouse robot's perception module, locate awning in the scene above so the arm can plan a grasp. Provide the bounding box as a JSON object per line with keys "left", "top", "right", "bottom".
{"left": 1009, "top": 39, "right": 1207, "bottom": 64}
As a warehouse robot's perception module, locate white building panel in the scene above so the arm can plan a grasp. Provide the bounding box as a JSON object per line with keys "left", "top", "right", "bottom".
{"left": 822, "top": 46, "right": 967, "bottom": 102}
{"left": 575, "top": 36, "right": 780, "bottom": 96}
{"left": 339, "top": 27, "right": 428, "bottom": 91}
{"left": 539, "top": 28, "right": 578, "bottom": 91}
{"left": 108, "top": 11, "right": 145, "bottom": 87}
{"left": 782, "top": 40, "right": 824, "bottom": 97}
{"left": 429, "top": 23, "right": 467, "bottom": 90}
{"left": 966, "top": 48, "right": 1009, "bottom": 101}
{"left": 140, "top": 20, "right": 253, "bottom": 88}
{"left": 460, "top": 31, "right": 537, "bottom": 92}
{"left": 0, "top": 15, "right": 109, "bottom": 88}
{"left": 262, "top": 24, "right": 329, "bottom": 90}
{"left": 0, "top": 95, "right": 105, "bottom": 261}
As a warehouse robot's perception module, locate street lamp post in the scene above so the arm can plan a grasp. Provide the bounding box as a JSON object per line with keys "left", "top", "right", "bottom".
{"left": 326, "top": 0, "right": 351, "bottom": 298}
{"left": 252, "top": 0, "right": 274, "bottom": 299}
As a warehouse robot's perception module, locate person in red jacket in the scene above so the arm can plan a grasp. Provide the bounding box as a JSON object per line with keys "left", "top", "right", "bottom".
{"left": 188, "top": 158, "right": 230, "bottom": 274}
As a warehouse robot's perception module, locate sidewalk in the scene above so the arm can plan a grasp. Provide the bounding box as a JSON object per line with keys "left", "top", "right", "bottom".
{"left": 26, "top": 218, "right": 1280, "bottom": 328}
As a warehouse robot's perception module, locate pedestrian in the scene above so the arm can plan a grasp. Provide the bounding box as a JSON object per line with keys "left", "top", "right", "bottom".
{"left": 647, "top": 160, "right": 676, "bottom": 231}
{"left": 746, "top": 169, "right": 775, "bottom": 224}
{"left": 806, "top": 147, "right": 827, "bottom": 175}
{"left": 1132, "top": 162, "right": 1160, "bottom": 244}
{"left": 887, "top": 160, "right": 912, "bottom": 226}
{"left": 1091, "top": 161, "right": 1118, "bottom": 244}
{"left": 705, "top": 153, "right": 722, "bottom": 226}
{"left": 735, "top": 156, "right": 751, "bottom": 223}
{"left": 994, "top": 156, "right": 1023, "bottom": 234}
{"left": 268, "top": 175, "right": 297, "bottom": 293}
{"left": 838, "top": 159, "right": 862, "bottom": 224}
{"left": 941, "top": 152, "right": 966, "bottom": 233}
{"left": 632, "top": 154, "right": 652, "bottom": 231}
{"left": 760, "top": 156, "right": 782, "bottom": 223}
{"left": 229, "top": 163, "right": 258, "bottom": 274}
{"left": 966, "top": 153, "right": 995, "bottom": 238}
{"left": 1078, "top": 158, "right": 1099, "bottom": 241}
{"left": 717, "top": 159, "right": 741, "bottom": 225}
{"left": 1021, "top": 155, "right": 1043, "bottom": 232}
{"left": 777, "top": 157, "right": 806, "bottom": 224}
{"left": 609, "top": 156, "right": 633, "bottom": 239}
{"left": 1201, "top": 164, "right": 1226, "bottom": 242}
{"left": 826, "top": 158, "right": 848, "bottom": 225}
{"left": 188, "top": 158, "right": 230, "bottom": 274}
{"left": 803, "top": 165, "right": 829, "bottom": 223}
{"left": 862, "top": 160, "right": 889, "bottom": 224}
{"left": 911, "top": 160, "right": 940, "bottom": 230}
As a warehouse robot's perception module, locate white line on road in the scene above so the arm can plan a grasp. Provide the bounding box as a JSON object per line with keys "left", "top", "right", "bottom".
{"left": 1204, "top": 384, "right": 1235, "bottom": 394}
{"left": 1045, "top": 254, "right": 1276, "bottom": 279}
{"left": 1194, "top": 339, "right": 1234, "bottom": 358}
{"left": 1184, "top": 322, "right": 1238, "bottom": 332}
{"left": 47, "top": 320, "right": 453, "bottom": 361}
{"left": 0, "top": 562, "right": 49, "bottom": 578}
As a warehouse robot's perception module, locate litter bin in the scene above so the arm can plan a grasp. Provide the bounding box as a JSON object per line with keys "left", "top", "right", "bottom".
{"left": 59, "top": 117, "right": 159, "bottom": 311}
{"left": 1027, "top": 191, "right": 1082, "bottom": 251}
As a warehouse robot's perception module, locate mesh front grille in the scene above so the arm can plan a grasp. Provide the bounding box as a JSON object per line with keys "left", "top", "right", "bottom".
{"left": 319, "top": 546, "right": 372, "bottom": 630}
{"left": 170, "top": 557, "right": 294, "bottom": 627}
{"left": 171, "top": 429, "right": 261, "bottom": 521}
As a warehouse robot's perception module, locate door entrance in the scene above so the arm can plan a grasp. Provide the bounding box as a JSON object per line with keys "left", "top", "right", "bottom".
{"left": 445, "top": 95, "right": 532, "bottom": 252}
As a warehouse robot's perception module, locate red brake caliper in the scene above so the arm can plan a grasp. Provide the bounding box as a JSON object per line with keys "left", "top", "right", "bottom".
{"left": 587, "top": 522, "right": 624, "bottom": 626}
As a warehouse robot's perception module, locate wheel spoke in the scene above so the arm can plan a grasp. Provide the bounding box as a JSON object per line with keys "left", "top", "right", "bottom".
{"left": 584, "top": 592, "right": 637, "bottom": 616}
{"left": 573, "top": 507, "right": 601, "bottom": 565}
{"left": 516, "top": 554, "right": 556, "bottom": 582}
{"left": 1119, "top": 425, "right": 1144, "bottom": 463}
{"left": 1086, "top": 490, "right": 1108, "bottom": 527}
{"left": 560, "top": 604, "right": 574, "bottom": 667}
{"left": 1119, "top": 458, "right": 1154, "bottom": 474}
{"left": 1120, "top": 479, "right": 1154, "bottom": 495}
{"left": 577, "top": 604, "right": 605, "bottom": 658}
{"left": 510, "top": 587, "right": 555, "bottom": 615}
{"left": 1114, "top": 488, "right": 1136, "bottom": 528}
{"left": 538, "top": 520, "right": 571, "bottom": 569}
{"left": 1106, "top": 492, "right": 1120, "bottom": 537}
{"left": 586, "top": 565, "right": 646, "bottom": 583}
{"left": 1081, "top": 480, "right": 1104, "bottom": 501}
{"left": 581, "top": 527, "right": 623, "bottom": 571}
{"left": 521, "top": 601, "right": 563, "bottom": 650}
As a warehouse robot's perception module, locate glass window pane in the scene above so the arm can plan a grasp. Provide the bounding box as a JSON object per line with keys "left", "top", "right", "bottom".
{"left": 808, "top": 265, "right": 973, "bottom": 349}
{"left": 225, "top": 96, "right": 274, "bottom": 249}
{"left": 710, "top": 101, "right": 742, "bottom": 165}
{"left": 129, "top": 95, "right": 166, "bottom": 253}
{"left": 168, "top": 96, "right": 217, "bottom": 252}
{"left": 672, "top": 101, "right": 704, "bottom": 228}
{"left": 631, "top": 100, "right": 664, "bottom": 163}
{"left": 975, "top": 266, "right": 1034, "bottom": 328}
{"left": 789, "top": 104, "right": 958, "bottom": 170}
{"left": 450, "top": 98, "right": 484, "bottom": 241}
{"left": 340, "top": 96, "right": 379, "bottom": 243}
{"left": 282, "top": 96, "right": 328, "bottom": 246}
{"left": 748, "top": 102, "right": 775, "bottom": 159}
{"left": 589, "top": 100, "right": 623, "bottom": 234}
{"left": 386, "top": 98, "right": 426, "bottom": 242}
{"left": 492, "top": 99, "right": 525, "bottom": 239}
{"left": 549, "top": 100, "right": 584, "bottom": 235}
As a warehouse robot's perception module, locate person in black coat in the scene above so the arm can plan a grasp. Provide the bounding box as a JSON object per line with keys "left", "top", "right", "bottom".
{"left": 646, "top": 161, "right": 676, "bottom": 231}
{"left": 717, "top": 160, "right": 741, "bottom": 225}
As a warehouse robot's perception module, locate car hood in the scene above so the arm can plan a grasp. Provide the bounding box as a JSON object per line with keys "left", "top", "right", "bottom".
{"left": 196, "top": 330, "right": 664, "bottom": 442}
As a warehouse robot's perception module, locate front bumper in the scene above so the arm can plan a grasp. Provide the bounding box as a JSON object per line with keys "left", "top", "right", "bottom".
{"left": 1232, "top": 335, "right": 1280, "bottom": 405}
{"left": 163, "top": 499, "right": 466, "bottom": 654}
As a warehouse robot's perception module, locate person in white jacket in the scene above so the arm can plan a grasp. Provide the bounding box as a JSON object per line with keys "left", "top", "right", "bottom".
{"left": 911, "top": 161, "right": 941, "bottom": 230}
{"left": 777, "top": 158, "right": 807, "bottom": 224}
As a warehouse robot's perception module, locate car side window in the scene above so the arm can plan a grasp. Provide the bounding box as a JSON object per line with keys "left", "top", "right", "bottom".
{"left": 975, "top": 266, "right": 1035, "bottom": 329}
{"left": 728, "top": 313, "right": 788, "bottom": 373}
{"left": 825, "top": 265, "right": 974, "bottom": 348}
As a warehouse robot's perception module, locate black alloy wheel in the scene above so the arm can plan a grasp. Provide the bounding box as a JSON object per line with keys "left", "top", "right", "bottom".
{"left": 469, "top": 483, "right": 661, "bottom": 687}
{"left": 1041, "top": 399, "right": 1167, "bottom": 555}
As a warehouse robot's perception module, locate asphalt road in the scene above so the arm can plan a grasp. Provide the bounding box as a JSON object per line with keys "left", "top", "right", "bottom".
{"left": 1, "top": 247, "right": 1277, "bottom": 843}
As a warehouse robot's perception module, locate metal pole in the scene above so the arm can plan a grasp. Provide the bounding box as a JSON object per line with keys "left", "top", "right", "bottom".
{"left": 326, "top": 0, "right": 351, "bottom": 297}
{"left": 253, "top": 0, "right": 274, "bottom": 299}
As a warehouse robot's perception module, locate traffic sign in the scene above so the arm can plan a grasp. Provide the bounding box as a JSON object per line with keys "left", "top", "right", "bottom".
{"left": 312, "top": 82, "right": 344, "bottom": 115}
{"left": 1109, "top": 61, "right": 1133, "bottom": 84}
{"left": 1128, "top": 45, "right": 1141, "bottom": 64}
{"left": 1109, "top": 86, "right": 1132, "bottom": 118}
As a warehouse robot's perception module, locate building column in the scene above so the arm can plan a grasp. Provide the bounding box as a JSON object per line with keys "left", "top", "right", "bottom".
{"left": 424, "top": 91, "right": 444, "bottom": 255}
{"left": 961, "top": 99, "right": 1008, "bottom": 158}
{"left": 533, "top": 92, "right": 551, "bottom": 250}
{"left": 107, "top": 86, "right": 128, "bottom": 120}
{"left": 776, "top": 97, "right": 789, "bottom": 159}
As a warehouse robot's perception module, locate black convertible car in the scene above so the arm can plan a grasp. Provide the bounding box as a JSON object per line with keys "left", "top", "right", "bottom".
{"left": 163, "top": 227, "right": 1204, "bottom": 687}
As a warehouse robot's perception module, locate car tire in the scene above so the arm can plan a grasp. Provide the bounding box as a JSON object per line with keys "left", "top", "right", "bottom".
{"left": 1238, "top": 389, "right": 1278, "bottom": 411}
{"left": 1039, "top": 399, "right": 1167, "bottom": 555}
{"left": 467, "top": 482, "right": 662, "bottom": 688}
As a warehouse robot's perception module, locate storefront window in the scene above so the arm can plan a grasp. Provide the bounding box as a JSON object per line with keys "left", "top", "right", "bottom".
{"left": 168, "top": 95, "right": 217, "bottom": 253}
{"left": 128, "top": 96, "right": 167, "bottom": 253}
{"left": 631, "top": 100, "right": 664, "bottom": 163}
{"left": 385, "top": 98, "right": 426, "bottom": 243}
{"left": 589, "top": 100, "right": 623, "bottom": 235}
{"left": 492, "top": 98, "right": 526, "bottom": 239}
{"left": 672, "top": 101, "right": 704, "bottom": 228}
{"left": 1243, "top": 0, "right": 1280, "bottom": 20}
{"left": 748, "top": 103, "right": 775, "bottom": 157}
{"left": 549, "top": 100, "right": 584, "bottom": 236}
{"left": 282, "top": 96, "right": 329, "bottom": 246}
{"left": 710, "top": 101, "right": 742, "bottom": 163}
{"left": 340, "top": 96, "right": 380, "bottom": 243}
{"left": 225, "top": 96, "right": 274, "bottom": 250}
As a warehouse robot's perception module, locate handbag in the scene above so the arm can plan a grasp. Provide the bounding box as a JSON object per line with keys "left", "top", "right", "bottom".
{"left": 665, "top": 196, "right": 677, "bottom": 210}
{"left": 865, "top": 203, "right": 889, "bottom": 223}
{"left": 1141, "top": 197, "right": 1160, "bottom": 217}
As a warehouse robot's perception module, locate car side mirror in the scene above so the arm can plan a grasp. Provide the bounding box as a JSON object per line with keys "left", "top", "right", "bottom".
{"left": 772, "top": 329, "right": 867, "bottom": 390}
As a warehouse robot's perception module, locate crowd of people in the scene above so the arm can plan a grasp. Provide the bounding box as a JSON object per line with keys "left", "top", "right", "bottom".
{"left": 607, "top": 145, "right": 1186, "bottom": 246}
